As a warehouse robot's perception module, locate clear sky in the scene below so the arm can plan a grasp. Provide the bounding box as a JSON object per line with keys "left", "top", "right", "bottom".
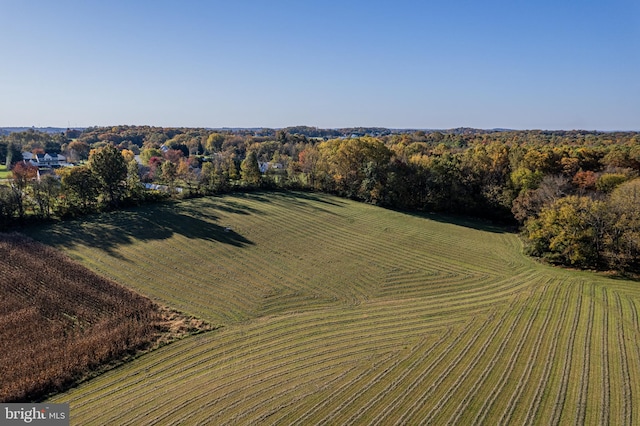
{"left": 1, "top": 0, "right": 638, "bottom": 130}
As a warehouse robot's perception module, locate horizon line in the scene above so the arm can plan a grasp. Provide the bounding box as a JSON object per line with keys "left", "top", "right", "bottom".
{"left": 1, "top": 125, "right": 639, "bottom": 133}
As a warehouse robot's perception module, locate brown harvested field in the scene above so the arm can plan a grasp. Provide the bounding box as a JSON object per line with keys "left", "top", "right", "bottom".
{"left": 0, "top": 233, "right": 209, "bottom": 403}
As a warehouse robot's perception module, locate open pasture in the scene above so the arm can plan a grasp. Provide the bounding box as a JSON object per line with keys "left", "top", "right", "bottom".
{"left": 0, "top": 164, "right": 10, "bottom": 179}
{"left": 27, "top": 192, "right": 640, "bottom": 425}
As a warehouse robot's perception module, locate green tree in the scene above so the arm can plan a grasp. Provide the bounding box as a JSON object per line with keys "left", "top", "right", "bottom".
{"left": 0, "top": 142, "right": 8, "bottom": 165}
{"left": 223, "top": 156, "right": 238, "bottom": 181}
{"left": 161, "top": 160, "right": 178, "bottom": 193}
{"left": 88, "top": 145, "right": 127, "bottom": 208}
{"left": 60, "top": 166, "right": 100, "bottom": 212}
{"left": 0, "top": 185, "right": 20, "bottom": 227}
{"left": 215, "top": 160, "right": 230, "bottom": 191}
{"left": 126, "top": 159, "right": 144, "bottom": 201}
{"left": 206, "top": 133, "right": 225, "bottom": 153}
{"left": 596, "top": 173, "right": 627, "bottom": 193}
{"left": 30, "top": 175, "right": 60, "bottom": 218}
{"left": 241, "top": 151, "right": 261, "bottom": 186}
{"left": 5, "top": 142, "right": 21, "bottom": 167}
{"left": 200, "top": 162, "right": 216, "bottom": 194}
{"left": 359, "top": 161, "right": 388, "bottom": 204}
{"left": 276, "top": 130, "right": 288, "bottom": 144}
{"left": 510, "top": 167, "right": 543, "bottom": 192}
{"left": 140, "top": 147, "right": 163, "bottom": 165}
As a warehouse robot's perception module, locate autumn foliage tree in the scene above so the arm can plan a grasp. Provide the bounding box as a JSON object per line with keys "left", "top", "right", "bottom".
{"left": 66, "top": 140, "right": 90, "bottom": 162}
{"left": 317, "top": 137, "right": 392, "bottom": 199}
{"left": 524, "top": 196, "right": 604, "bottom": 267}
{"left": 523, "top": 180, "right": 640, "bottom": 273}
{"left": 1, "top": 125, "right": 638, "bottom": 272}
{"left": 10, "top": 162, "right": 38, "bottom": 220}
{"left": 604, "top": 178, "right": 640, "bottom": 270}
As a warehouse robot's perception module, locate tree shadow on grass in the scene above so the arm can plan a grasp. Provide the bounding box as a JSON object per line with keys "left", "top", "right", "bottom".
{"left": 277, "top": 190, "right": 348, "bottom": 207}
{"left": 247, "top": 190, "right": 346, "bottom": 216}
{"left": 25, "top": 202, "right": 253, "bottom": 257}
{"left": 206, "top": 197, "right": 264, "bottom": 215}
{"left": 392, "top": 208, "right": 515, "bottom": 234}
{"left": 261, "top": 190, "right": 510, "bottom": 233}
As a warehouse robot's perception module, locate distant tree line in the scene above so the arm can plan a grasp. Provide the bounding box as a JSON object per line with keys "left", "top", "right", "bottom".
{"left": 1, "top": 126, "right": 639, "bottom": 273}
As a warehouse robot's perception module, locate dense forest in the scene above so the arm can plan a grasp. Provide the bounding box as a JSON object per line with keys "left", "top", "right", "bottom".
{"left": 1, "top": 126, "right": 639, "bottom": 273}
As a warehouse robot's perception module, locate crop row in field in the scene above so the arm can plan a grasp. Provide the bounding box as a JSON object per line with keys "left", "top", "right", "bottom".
{"left": 0, "top": 233, "right": 164, "bottom": 402}
{"left": 26, "top": 192, "right": 640, "bottom": 425}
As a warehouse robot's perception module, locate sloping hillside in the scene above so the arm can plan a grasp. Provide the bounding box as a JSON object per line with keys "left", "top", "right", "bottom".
{"left": 25, "top": 192, "right": 640, "bottom": 425}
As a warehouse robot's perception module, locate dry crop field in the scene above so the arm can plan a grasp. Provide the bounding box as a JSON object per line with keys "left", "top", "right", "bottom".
{"left": 0, "top": 233, "right": 164, "bottom": 402}
{"left": 24, "top": 191, "right": 640, "bottom": 425}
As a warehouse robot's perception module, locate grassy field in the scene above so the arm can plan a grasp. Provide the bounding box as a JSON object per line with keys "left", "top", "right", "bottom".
{"left": 26, "top": 191, "right": 640, "bottom": 425}
{"left": 0, "top": 164, "right": 10, "bottom": 179}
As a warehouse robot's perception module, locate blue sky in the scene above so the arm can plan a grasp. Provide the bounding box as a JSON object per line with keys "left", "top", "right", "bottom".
{"left": 1, "top": 1, "right": 638, "bottom": 130}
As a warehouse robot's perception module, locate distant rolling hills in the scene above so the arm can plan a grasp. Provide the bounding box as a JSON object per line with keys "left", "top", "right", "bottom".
{"left": 0, "top": 127, "right": 76, "bottom": 135}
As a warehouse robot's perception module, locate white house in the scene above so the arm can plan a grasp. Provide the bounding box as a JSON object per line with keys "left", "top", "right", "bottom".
{"left": 258, "top": 162, "right": 284, "bottom": 173}
{"left": 23, "top": 152, "right": 67, "bottom": 168}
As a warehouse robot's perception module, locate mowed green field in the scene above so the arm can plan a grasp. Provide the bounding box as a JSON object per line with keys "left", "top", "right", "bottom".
{"left": 27, "top": 192, "right": 640, "bottom": 425}
{"left": 0, "top": 164, "right": 10, "bottom": 179}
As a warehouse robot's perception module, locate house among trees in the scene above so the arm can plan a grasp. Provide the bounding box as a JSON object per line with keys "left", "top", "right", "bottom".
{"left": 21, "top": 152, "right": 72, "bottom": 180}
{"left": 258, "top": 162, "right": 284, "bottom": 173}
{"left": 22, "top": 152, "right": 68, "bottom": 168}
